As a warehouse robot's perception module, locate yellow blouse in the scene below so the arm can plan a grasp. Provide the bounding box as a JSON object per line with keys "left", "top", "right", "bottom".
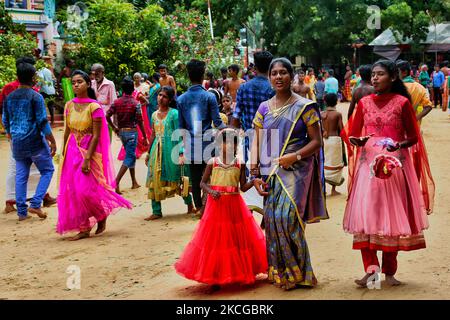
{"left": 210, "top": 158, "right": 241, "bottom": 187}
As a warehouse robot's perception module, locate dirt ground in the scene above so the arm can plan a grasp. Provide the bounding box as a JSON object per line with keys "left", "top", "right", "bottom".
{"left": 0, "top": 103, "right": 449, "bottom": 300}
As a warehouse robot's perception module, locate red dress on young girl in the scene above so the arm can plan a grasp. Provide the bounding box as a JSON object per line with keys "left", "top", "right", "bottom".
{"left": 174, "top": 157, "right": 268, "bottom": 285}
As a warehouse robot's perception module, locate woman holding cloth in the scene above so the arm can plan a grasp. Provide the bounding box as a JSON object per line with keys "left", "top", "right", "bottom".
{"left": 342, "top": 60, "right": 434, "bottom": 287}
{"left": 251, "top": 58, "right": 328, "bottom": 290}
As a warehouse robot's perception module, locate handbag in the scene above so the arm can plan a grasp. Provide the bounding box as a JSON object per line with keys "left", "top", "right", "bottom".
{"left": 180, "top": 165, "right": 190, "bottom": 198}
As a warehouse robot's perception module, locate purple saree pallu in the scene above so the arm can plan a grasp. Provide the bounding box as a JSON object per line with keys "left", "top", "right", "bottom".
{"left": 256, "top": 97, "right": 328, "bottom": 289}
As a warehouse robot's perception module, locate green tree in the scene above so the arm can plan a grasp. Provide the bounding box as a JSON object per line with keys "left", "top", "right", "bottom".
{"left": 0, "top": 6, "right": 36, "bottom": 88}
{"left": 164, "top": 6, "right": 241, "bottom": 91}
{"left": 61, "top": 0, "right": 167, "bottom": 84}
{"left": 186, "top": 0, "right": 448, "bottom": 66}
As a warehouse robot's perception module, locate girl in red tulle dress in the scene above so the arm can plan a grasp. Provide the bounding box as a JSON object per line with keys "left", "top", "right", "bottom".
{"left": 174, "top": 128, "right": 268, "bottom": 288}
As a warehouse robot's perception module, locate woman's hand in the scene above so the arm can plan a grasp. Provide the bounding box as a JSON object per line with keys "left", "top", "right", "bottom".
{"left": 386, "top": 142, "right": 400, "bottom": 152}
{"left": 350, "top": 134, "right": 374, "bottom": 147}
{"left": 275, "top": 153, "right": 297, "bottom": 169}
{"left": 145, "top": 154, "right": 150, "bottom": 167}
{"left": 81, "top": 158, "right": 90, "bottom": 174}
{"left": 253, "top": 178, "right": 269, "bottom": 197}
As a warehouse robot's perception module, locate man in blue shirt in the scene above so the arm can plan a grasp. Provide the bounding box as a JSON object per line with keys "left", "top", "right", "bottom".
{"left": 324, "top": 69, "right": 339, "bottom": 95}
{"left": 432, "top": 64, "right": 445, "bottom": 108}
{"left": 233, "top": 51, "right": 274, "bottom": 171}
{"left": 314, "top": 74, "right": 326, "bottom": 110}
{"left": 3, "top": 62, "right": 56, "bottom": 221}
{"left": 177, "top": 59, "right": 225, "bottom": 212}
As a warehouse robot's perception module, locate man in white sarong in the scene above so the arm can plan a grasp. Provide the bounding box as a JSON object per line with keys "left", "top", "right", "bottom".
{"left": 321, "top": 93, "right": 346, "bottom": 195}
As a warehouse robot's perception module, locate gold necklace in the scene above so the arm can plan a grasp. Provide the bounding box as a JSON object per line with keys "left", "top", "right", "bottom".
{"left": 270, "top": 94, "right": 294, "bottom": 116}
{"left": 273, "top": 94, "right": 293, "bottom": 109}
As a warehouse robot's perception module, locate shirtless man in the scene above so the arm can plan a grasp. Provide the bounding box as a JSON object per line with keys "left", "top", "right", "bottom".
{"left": 224, "top": 64, "right": 245, "bottom": 102}
{"left": 321, "top": 93, "right": 345, "bottom": 195}
{"left": 292, "top": 70, "right": 313, "bottom": 99}
{"left": 347, "top": 64, "right": 375, "bottom": 120}
{"left": 158, "top": 64, "right": 177, "bottom": 95}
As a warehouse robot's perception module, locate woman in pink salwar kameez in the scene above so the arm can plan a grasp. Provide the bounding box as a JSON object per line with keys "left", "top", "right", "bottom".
{"left": 57, "top": 70, "right": 132, "bottom": 240}
{"left": 342, "top": 60, "right": 435, "bottom": 287}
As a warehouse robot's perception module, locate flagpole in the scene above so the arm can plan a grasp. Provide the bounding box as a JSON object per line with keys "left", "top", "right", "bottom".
{"left": 207, "top": 0, "right": 214, "bottom": 40}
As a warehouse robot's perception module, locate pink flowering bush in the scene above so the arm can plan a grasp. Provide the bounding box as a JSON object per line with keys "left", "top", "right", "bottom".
{"left": 165, "top": 6, "right": 242, "bottom": 91}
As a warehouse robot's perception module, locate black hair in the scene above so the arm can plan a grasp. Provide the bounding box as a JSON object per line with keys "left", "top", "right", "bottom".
{"left": 158, "top": 64, "right": 167, "bottom": 70}
{"left": 253, "top": 51, "right": 273, "bottom": 74}
{"left": 206, "top": 71, "right": 216, "bottom": 88}
{"left": 16, "top": 56, "right": 35, "bottom": 67}
{"left": 372, "top": 60, "right": 411, "bottom": 102}
{"left": 328, "top": 69, "right": 334, "bottom": 77}
{"left": 186, "top": 59, "right": 205, "bottom": 83}
{"left": 318, "top": 74, "right": 323, "bottom": 80}
{"left": 160, "top": 85, "right": 177, "bottom": 109}
{"left": 17, "top": 62, "right": 36, "bottom": 86}
{"left": 219, "top": 128, "right": 239, "bottom": 157}
{"left": 324, "top": 93, "right": 338, "bottom": 107}
{"left": 359, "top": 64, "right": 372, "bottom": 82}
{"left": 121, "top": 76, "right": 134, "bottom": 95}
{"left": 142, "top": 73, "right": 149, "bottom": 81}
{"left": 228, "top": 64, "right": 240, "bottom": 73}
{"left": 268, "top": 57, "right": 295, "bottom": 79}
{"left": 71, "top": 70, "right": 97, "bottom": 100}
{"left": 396, "top": 60, "right": 411, "bottom": 75}
{"left": 152, "top": 72, "right": 160, "bottom": 83}
{"left": 220, "top": 67, "right": 228, "bottom": 74}
{"left": 298, "top": 70, "right": 306, "bottom": 75}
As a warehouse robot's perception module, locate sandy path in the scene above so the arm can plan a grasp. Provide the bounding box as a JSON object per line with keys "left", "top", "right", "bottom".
{"left": 0, "top": 103, "right": 449, "bottom": 300}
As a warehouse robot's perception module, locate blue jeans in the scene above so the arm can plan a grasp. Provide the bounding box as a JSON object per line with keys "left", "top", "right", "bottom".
{"left": 119, "top": 130, "right": 138, "bottom": 168}
{"left": 15, "top": 146, "right": 55, "bottom": 217}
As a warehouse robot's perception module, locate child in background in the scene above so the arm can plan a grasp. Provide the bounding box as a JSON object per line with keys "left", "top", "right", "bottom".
{"left": 221, "top": 94, "right": 234, "bottom": 126}
{"left": 175, "top": 128, "right": 267, "bottom": 290}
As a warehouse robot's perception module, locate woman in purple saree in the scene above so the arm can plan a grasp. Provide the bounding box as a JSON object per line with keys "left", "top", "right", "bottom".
{"left": 251, "top": 58, "right": 328, "bottom": 290}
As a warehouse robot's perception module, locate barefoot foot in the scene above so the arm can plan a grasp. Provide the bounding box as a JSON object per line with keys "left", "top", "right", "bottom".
{"left": 331, "top": 189, "right": 341, "bottom": 196}
{"left": 115, "top": 187, "right": 122, "bottom": 195}
{"left": 186, "top": 204, "right": 196, "bottom": 214}
{"left": 385, "top": 275, "right": 402, "bottom": 286}
{"left": 210, "top": 284, "right": 221, "bottom": 292}
{"left": 144, "top": 214, "right": 162, "bottom": 221}
{"left": 354, "top": 273, "right": 372, "bottom": 288}
{"left": 69, "top": 231, "right": 90, "bottom": 241}
{"left": 131, "top": 183, "right": 141, "bottom": 189}
{"left": 4, "top": 202, "right": 16, "bottom": 214}
{"left": 95, "top": 219, "right": 107, "bottom": 235}
{"left": 28, "top": 207, "right": 47, "bottom": 219}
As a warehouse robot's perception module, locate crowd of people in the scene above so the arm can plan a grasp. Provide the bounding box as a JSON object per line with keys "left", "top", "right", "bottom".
{"left": 0, "top": 48, "right": 440, "bottom": 292}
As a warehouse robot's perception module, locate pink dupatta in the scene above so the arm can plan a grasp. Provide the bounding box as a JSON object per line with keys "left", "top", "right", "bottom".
{"left": 72, "top": 97, "right": 117, "bottom": 188}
